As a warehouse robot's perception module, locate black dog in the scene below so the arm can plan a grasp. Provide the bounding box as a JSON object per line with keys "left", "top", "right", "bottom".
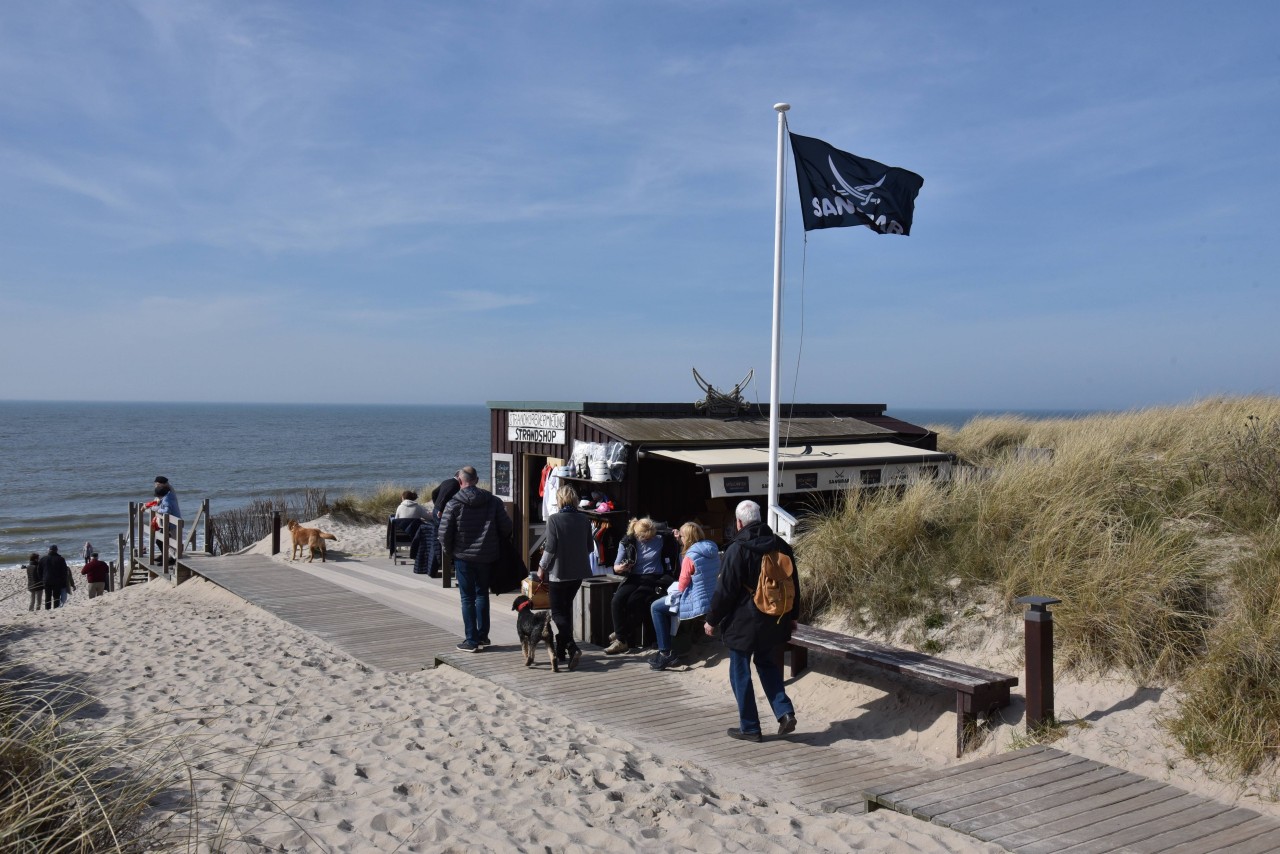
{"left": 511, "top": 595, "right": 558, "bottom": 672}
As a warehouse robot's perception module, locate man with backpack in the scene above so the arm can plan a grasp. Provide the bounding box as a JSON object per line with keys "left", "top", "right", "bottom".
{"left": 704, "top": 500, "right": 800, "bottom": 742}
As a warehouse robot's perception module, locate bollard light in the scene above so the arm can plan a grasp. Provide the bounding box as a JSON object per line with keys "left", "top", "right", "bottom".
{"left": 1015, "top": 595, "right": 1062, "bottom": 730}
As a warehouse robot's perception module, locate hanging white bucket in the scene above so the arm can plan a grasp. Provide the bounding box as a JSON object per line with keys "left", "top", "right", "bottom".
{"left": 589, "top": 460, "right": 610, "bottom": 481}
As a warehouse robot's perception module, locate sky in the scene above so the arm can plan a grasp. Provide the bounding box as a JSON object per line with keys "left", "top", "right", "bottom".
{"left": 0, "top": 2, "right": 1277, "bottom": 410}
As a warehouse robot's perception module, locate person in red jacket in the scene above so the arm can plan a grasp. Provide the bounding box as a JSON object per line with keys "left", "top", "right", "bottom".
{"left": 81, "top": 551, "right": 111, "bottom": 599}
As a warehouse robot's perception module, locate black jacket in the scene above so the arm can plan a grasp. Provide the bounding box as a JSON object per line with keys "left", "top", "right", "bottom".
{"left": 39, "top": 552, "right": 73, "bottom": 590}
{"left": 432, "top": 477, "right": 460, "bottom": 520}
{"left": 704, "top": 521, "right": 800, "bottom": 653}
{"left": 26, "top": 560, "right": 43, "bottom": 591}
{"left": 438, "top": 486, "right": 512, "bottom": 563}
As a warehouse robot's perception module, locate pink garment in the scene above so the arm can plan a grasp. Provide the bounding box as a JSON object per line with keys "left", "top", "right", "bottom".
{"left": 677, "top": 555, "right": 695, "bottom": 592}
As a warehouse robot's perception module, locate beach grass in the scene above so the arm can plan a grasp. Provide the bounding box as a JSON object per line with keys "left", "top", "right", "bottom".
{"left": 329, "top": 482, "right": 415, "bottom": 523}
{"left": 0, "top": 663, "right": 357, "bottom": 852}
{"left": 329, "top": 478, "right": 482, "bottom": 523}
{"left": 0, "top": 667, "right": 173, "bottom": 853}
{"left": 1167, "top": 520, "right": 1280, "bottom": 774}
{"left": 799, "top": 395, "right": 1280, "bottom": 771}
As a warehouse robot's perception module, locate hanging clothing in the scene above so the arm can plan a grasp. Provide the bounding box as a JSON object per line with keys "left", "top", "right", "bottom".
{"left": 541, "top": 466, "right": 566, "bottom": 522}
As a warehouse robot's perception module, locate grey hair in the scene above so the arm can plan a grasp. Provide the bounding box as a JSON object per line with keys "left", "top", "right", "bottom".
{"left": 735, "top": 500, "right": 762, "bottom": 526}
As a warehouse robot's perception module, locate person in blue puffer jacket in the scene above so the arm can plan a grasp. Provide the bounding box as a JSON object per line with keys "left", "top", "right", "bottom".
{"left": 648, "top": 522, "right": 721, "bottom": 671}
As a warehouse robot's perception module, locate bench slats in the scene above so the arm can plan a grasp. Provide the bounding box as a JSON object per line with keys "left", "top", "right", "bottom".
{"left": 790, "top": 625, "right": 1017, "bottom": 692}
{"left": 785, "top": 623, "right": 1019, "bottom": 757}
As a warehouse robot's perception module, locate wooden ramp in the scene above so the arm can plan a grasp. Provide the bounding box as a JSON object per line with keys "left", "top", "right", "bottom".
{"left": 179, "top": 554, "right": 452, "bottom": 672}
{"left": 864, "top": 745, "right": 1280, "bottom": 852}
{"left": 177, "top": 554, "right": 1280, "bottom": 850}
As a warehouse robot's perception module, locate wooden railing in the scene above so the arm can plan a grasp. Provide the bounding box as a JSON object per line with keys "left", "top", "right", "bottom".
{"left": 125, "top": 498, "right": 214, "bottom": 587}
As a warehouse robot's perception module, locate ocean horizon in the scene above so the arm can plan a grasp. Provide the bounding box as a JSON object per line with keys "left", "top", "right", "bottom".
{"left": 0, "top": 400, "right": 1096, "bottom": 568}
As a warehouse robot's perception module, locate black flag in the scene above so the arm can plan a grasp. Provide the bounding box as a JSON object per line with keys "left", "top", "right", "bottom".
{"left": 790, "top": 133, "right": 923, "bottom": 235}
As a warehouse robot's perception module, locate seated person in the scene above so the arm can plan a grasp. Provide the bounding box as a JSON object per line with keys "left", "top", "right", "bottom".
{"left": 395, "top": 490, "right": 431, "bottom": 520}
{"left": 144, "top": 476, "right": 181, "bottom": 532}
{"left": 604, "top": 517, "right": 675, "bottom": 654}
{"left": 649, "top": 522, "right": 721, "bottom": 671}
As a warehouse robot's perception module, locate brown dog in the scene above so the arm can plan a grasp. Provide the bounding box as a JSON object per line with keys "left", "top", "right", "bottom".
{"left": 287, "top": 520, "right": 337, "bottom": 562}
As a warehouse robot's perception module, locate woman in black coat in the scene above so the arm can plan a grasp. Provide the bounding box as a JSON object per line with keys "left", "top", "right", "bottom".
{"left": 25, "top": 552, "right": 43, "bottom": 611}
{"left": 537, "top": 484, "right": 594, "bottom": 670}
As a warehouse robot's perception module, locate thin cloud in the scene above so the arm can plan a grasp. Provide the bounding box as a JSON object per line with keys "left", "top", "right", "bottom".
{"left": 440, "top": 290, "right": 539, "bottom": 312}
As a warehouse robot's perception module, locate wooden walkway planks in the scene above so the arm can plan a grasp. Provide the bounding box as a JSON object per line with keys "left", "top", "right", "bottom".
{"left": 178, "top": 553, "right": 1280, "bottom": 852}
{"left": 864, "top": 746, "right": 1280, "bottom": 852}
{"left": 179, "top": 554, "right": 452, "bottom": 672}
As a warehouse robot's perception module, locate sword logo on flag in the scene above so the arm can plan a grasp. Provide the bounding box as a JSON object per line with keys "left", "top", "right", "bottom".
{"left": 829, "top": 159, "right": 886, "bottom": 209}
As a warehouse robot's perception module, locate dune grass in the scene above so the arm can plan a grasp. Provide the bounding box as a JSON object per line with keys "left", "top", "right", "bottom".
{"left": 0, "top": 664, "right": 367, "bottom": 851}
{"left": 0, "top": 668, "right": 174, "bottom": 853}
{"left": 1167, "top": 521, "right": 1280, "bottom": 775}
{"left": 329, "top": 482, "right": 420, "bottom": 523}
{"left": 329, "top": 477, "right": 487, "bottom": 524}
{"left": 798, "top": 395, "right": 1280, "bottom": 772}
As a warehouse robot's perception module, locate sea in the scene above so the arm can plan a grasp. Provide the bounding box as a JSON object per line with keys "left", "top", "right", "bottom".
{"left": 0, "top": 401, "right": 1088, "bottom": 569}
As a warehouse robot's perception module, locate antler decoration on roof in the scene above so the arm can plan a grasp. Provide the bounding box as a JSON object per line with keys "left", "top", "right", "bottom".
{"left": 692, "top": 367, "right": 754, "bottom": 416}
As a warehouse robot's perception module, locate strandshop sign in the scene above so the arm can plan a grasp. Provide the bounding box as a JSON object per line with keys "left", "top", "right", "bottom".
{"left": 508, "top": 411, "right": 566, "bottom": 445}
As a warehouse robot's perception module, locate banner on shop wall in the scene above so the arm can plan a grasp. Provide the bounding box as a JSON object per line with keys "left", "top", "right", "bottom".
{"left": 507, "top": 411, "right": 566, "bottom": 445}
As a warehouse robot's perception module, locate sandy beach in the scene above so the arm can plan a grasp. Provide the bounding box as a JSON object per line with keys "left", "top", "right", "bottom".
{"left": 2, "top": 515, "right": 1277, "bottom": 852}
{"left": 1, "top": 540, "right": 1002, "bottom": 853}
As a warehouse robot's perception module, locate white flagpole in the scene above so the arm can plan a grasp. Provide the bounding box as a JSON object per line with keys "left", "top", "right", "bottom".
{"left": 768, "top": 102, "right": 790, "bottom": 530}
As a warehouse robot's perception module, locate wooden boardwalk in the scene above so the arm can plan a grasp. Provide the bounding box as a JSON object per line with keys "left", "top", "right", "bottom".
{"left": 177, "top": 553, "right": 1280, "bottom": 852}
{"left": 179, "top": 554, "right": 454, "bottom": 672}
{"left": 864, "top": 745, "right": 1280, "bottom": 852}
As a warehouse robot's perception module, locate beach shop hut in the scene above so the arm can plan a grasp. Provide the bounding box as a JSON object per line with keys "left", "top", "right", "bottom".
{"left": 486, "top": 400, "right": 953, "bottom": 561}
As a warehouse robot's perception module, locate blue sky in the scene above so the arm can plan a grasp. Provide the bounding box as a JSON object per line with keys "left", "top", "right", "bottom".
{"left": 1, "top": 2, "right": 1276, "bottom": 409}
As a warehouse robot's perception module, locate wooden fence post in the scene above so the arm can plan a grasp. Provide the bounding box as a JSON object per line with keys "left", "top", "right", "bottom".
{"left": 203, "top": 498, "right": 213, "bottom": 555}
{"left": 271, "top": 512, "right": 281, "bottom": 556}
{"left": 160, "top": 513, "right": 170, "bottom": 579}
{"left": 127, "top": 502, "right": 136, "bottom": 585}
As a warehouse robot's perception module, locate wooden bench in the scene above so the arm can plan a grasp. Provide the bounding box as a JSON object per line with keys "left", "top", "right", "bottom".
{"left": 784, "top": 624, "right": 1018, "bottom": 757}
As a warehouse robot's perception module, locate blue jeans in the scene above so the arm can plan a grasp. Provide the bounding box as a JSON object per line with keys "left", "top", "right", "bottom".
{"left": 728, "top": 647, "right": 794, "bottom": 734}
{"left": 453, "top": 559, "right": 492, "bottom": 645}
{"left": 650, "top": 597, "right": 678, "bottom": 651}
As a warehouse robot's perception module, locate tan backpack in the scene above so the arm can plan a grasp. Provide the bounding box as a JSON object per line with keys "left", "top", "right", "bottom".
{"left": 753, "top": 550, "right": 795, "bottom": 621}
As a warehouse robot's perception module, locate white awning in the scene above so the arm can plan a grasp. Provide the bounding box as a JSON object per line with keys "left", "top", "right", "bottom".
{"left": 646, "top": 442, "right": 953, "bottom": 498}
